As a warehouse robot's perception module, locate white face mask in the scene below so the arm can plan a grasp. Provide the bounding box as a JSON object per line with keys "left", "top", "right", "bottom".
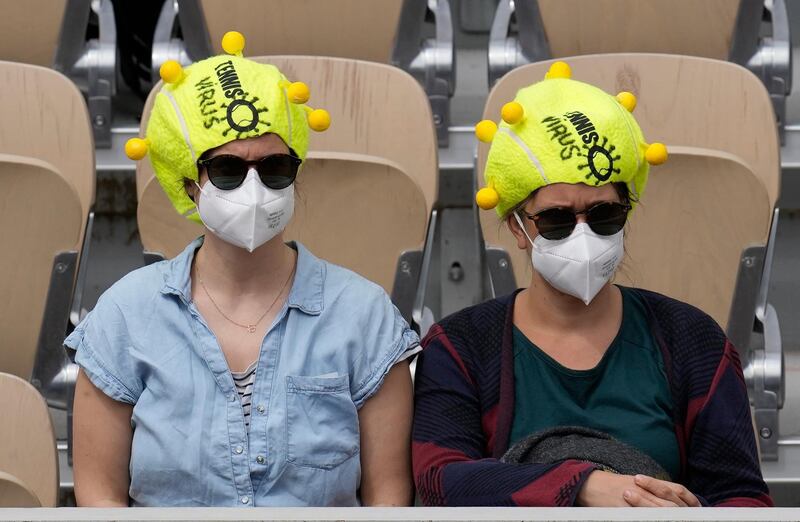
{"left": 195, "top": 168, "right": 294, "bottom": 252}
{"left": 514, "top": 213, "right": 623, "bottom": 305}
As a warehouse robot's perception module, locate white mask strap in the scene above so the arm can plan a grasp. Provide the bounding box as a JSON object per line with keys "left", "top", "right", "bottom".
{"left": 513, "top": 211, "right": 536, "bottom": 247}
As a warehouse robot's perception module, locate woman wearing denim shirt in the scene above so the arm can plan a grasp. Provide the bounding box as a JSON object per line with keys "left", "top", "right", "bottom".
{"left": 65, "top": 34, "right": 419, "bottom": 507}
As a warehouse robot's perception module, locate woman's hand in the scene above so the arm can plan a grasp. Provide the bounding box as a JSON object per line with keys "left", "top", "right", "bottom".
{"left": 626, "top": 474, "right": 701, "bottom": 507}
{"left": 577, "top": 471, "right": 699, "bottom": 507}
{"left": 577, "top": 471, "right": 646, "bottom": 506}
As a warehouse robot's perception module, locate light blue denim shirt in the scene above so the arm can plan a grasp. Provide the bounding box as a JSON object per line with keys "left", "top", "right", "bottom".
{"left": 65, "top": 238, "right": 419, "bottom": 507}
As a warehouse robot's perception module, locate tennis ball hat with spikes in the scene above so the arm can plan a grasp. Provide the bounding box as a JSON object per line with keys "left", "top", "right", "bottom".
{"left": 476, "top": 61, "right": 668, "bottom": 217}
{"left": 125, "top": 31, "right": 331, "bottom": 223}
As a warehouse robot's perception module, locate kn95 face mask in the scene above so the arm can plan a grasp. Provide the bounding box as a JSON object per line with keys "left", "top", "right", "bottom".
{"left": 514, "top": 213, "right": 623, "bottom": 305}
{"left": 196, "top": 168, "right": 294, "bottom": 252}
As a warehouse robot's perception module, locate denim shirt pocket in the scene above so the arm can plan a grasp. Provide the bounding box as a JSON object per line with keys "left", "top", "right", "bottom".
{"left": 285, "top": 374, "right": 360, "bottom": 470}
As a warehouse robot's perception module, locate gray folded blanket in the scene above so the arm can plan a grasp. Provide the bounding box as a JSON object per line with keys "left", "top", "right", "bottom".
{"left": 501, "top": 426, "right": 671, "bottom": 481}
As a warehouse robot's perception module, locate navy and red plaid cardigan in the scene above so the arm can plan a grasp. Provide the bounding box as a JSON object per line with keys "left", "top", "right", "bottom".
{"left": 412, "top": 288, "right": 772, "bottom": 507}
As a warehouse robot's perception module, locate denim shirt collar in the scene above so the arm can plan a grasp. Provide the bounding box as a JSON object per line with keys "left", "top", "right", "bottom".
{"left": 161, "top": 236, "right": 324, "bottom": 315}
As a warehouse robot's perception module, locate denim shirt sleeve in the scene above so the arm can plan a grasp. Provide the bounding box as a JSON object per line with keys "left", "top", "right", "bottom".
{"left": 350, "top": 287, "right": 419, "bottom": 408}
{"left": 64, "top": 291, "right": 143, "bottom": 405}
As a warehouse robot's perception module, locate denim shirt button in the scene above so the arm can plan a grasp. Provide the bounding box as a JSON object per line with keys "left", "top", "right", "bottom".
{"left": 234, "top": 445, "right": 243, "bottom": 455}
{"left": 256, "top": 404, "right": 265, "bottom": 414}
{"left": 241, "top": 496, "right": 249, "bottom": 504}
{"left": 256, "top": 455, "right": 265, "bottom": 464}
{"left": 229, "top": 393, "right": 236, "bottom": 402}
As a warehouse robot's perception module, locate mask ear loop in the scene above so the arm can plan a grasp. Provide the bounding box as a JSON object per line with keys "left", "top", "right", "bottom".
{"left": 513, "top": 211, "right": 536, "bottom": 247}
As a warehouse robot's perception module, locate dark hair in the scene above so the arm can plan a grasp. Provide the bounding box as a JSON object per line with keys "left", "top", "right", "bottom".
{"left": 613, "top": 182, "right": 633, "bottom": 206}
{"left": 502, "top": 181, "right": 635, "bottom": 221}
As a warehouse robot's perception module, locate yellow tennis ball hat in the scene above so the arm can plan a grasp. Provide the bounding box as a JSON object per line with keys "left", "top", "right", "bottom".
{"left": 126, "top": 31, "right": 331, "bottom": 223}
{"left": 476, "top": 61, "right": 668, "bottom": 217}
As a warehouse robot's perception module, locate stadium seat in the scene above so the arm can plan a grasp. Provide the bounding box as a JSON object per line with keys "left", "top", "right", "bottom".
{"left": 477, "top": 53, "right": 783, "bottom": 459}
{"left": 198, "top": 0, "right": 406, "bottom": 62}
{"left": 0, "top": 61, "right": 94, "bottom": 387}
{"left": 488, "top": 0, "right": 791, "bottom": 136}
{"left": 0, "top": 0, "right": 118, "bottom": 147}
{"left": 135, "top": 56, "right": 438, "bottom": 326}
{"left": 0, "top": 0, "right": 67, "bottom": 66}
{"left": 0, "top": 472, "right": 41, "bottom": 508}
{"left": 0, "top": 62, "right": 94, "bottom": 499}
{"left": 152, "top": 0, "right": 454, "bottom": 145}
{"left": 0, "top": 372, "right": 58, "bottom": 507}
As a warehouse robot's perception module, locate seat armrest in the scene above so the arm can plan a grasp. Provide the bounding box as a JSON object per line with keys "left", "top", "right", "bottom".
{"left": 743, "top": 209, "right": 784, "bottom": 461}
{"left": 488, "top": 0, "right": 550, "bottom": 86}
{"left": 731, "top": 0, "right": 792, "bottom": 141}
{"left": 392, "top": 0, "right": 455, "bottom": 146}
{"left": 31, "top": 252, "right": 79, "bottom": 411}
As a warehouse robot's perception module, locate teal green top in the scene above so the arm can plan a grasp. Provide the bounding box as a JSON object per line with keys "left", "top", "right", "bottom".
{"left": 510, "top": 286, "right": 680, "bottom": 479}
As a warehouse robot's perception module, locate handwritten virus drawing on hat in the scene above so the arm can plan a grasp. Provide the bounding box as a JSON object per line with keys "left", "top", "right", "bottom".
{"left": 199, "top": 59, "right": 271, "bottom": 138}
{"left": 475, "top": 61, "right": 669, "bottom": 216}
{"left": 123, "top": 31, "right": 331, "bottom": 223}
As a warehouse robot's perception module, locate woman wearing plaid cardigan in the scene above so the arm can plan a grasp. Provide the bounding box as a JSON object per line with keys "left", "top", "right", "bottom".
{"left": 412, "top": 63, "right": 771, "bottom": 508}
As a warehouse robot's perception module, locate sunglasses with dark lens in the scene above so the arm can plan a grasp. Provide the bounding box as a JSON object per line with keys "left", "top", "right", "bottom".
{"left": 196, "top": 153, "right": 302, "bottom": 191}
{"left": 520, "top": 201, "right": 632, "bottom": 241}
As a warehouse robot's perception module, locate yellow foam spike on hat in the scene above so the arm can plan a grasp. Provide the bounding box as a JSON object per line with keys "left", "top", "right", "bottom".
{"left": 287, "top": 81, "right": 310, "bottom": 104}
{"left": 616, "top": 91, "right": 637, "bottom": 112}
{"left": 221, "top": 31, "right": 246, "bottom": 56}
{"left": 501, "top": 101, "right": 525, "bottom": 125}
{"left": 645, "top": 142, "right": 668, "bottom": 165}
{"left": 475, "top": 120, "right": 498, "bottom": 142}
{"left": 476, "top": 186, "right": 500, "bottom": 210}
{"left": 545, "top": 61, "right": 571, "bottom": 79}
{"left": 159, "top": 60, "right": 185, "bottom": 84}
{"left": 125, "top": 137, "right": 149, "bottom": 160}
{"left": 308, "top": 108, "right": 331, "bottom": 131}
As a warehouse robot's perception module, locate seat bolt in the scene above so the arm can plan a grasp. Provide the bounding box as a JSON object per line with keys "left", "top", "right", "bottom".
{"left": 400, "top": 261, "right": 411, "bottom": 274}
{"left": 55, "top": 263, "right": 67, "bottom": 274}
{"left": 498, "top": 259, "right": 508, "bottom": 269}
{"left": 94, "top": 115, "right": 106, "bottom": 127}
{"left": 448, "top": 262, "right": 464, "bottom": 282}
{"left": 760, "top": 427, "right": 772, "bottom": 439}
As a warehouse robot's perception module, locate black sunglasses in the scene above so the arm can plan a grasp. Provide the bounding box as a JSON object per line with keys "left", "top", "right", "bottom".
{"left": 520, "top": 201, "right": 631, "bottom": 240}
{"left": 196, "top": 153, "right": 302, "bottom": 191}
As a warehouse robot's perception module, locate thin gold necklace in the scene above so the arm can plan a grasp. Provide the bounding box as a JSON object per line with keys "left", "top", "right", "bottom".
{"left": 197, "top": 262, "right": 295, "bottom": 333}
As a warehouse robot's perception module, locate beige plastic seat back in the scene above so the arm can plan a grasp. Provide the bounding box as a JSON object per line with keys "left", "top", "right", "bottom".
{"left": 0, "top": 62, "right": 93, "bottom": 379}
{"left": 136, "top": 56, "right": 436, "bottom": 293}
{"left": 0, "top": 373, "right": 58, "bottom": 507}
{"left": 0, "top": 0, "right": 67, "bottom": 65}
{"left": 478, "top": 55, "right": 778, "bottom": 329}
{"left": 0, "top": 471, "right": 41, "bottom": 507}
{"left": 0, "top": 62, "right": 94, "bottom": 230}
{"left": 537, "top": 0, "right": 740, "bottom": 60}
{"left": 199, "top": 0, "right": 404, "bottom": 63}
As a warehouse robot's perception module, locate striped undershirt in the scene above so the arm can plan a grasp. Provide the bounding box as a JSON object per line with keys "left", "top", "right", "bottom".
{"left": 231, "top": 361, "right": 257, "bottom": 429}
{"left": 230, "top": 343, "right": 421, "bottom": 432}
